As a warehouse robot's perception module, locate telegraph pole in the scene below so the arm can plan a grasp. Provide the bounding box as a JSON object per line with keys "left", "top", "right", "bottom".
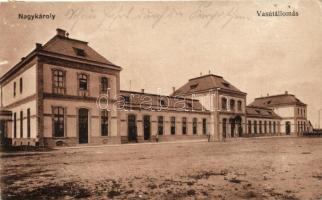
{"left": 319, "top": 109, "right": 322, "bottom": 129}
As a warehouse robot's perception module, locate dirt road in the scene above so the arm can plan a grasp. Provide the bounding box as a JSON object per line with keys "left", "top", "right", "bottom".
{"left": 1, "top": 137, "right": 322, "bottom": 199}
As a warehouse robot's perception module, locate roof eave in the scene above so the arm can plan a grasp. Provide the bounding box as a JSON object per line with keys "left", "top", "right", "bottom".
{"left": 0, "top": 50, "right": 37, "bottom": 83}
{"left": 172, "top": 87, "right": 247, "bottom": 97}
{"left": 38, "top": 50, "right": 122, "bottom": 71}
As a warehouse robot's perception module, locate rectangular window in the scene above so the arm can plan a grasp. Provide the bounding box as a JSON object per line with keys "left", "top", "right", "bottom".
{"left": 19, "top": 77, "right": 23, "bottom": 94}
{"left": 53, "top": 69, "right": 66, "bottom": 94}
{"left": 259, "top": 121, "right": 262, "bottom": 134}
{"left": 170, "top": 117, "right": 176, "bottom": 135}
{"left": 101, "top": 77, "right": 109, "bottom": 93}
{"left": 193, "top": 118, "right": 197, "bottom": 134}
{"left": 182, "top": 117, "right": 187, "bottom": 135}
{"left": 13, "top": 82, "right": 16, "bottom": 97}
{"left": 53, "top": 107, "right": 64, "bottom": 137}
{"left": 27, "top": 108, "right": 31, "bottom": 138}
{"left": 248, "top": 120, "right": 252, "bottom": 134}
{"left": 202, "top": 118, "right": 207, "bottom": 135}
{"left": 13, "top": 113, "right": 17, "bottom": 138}
{"left": 20, "top": 111, "right": 23, "bottom": 138}
{"left": 101, "top": 110, "right": 109, "bottom": 136}
{"left": 264, "top": 121, "right": 267, "bottom": 133}
{"left": 158, "top": 116, "right": 164, "bottom": 135}
{"left": 79, "top": 74, "right": 88, "bottom": 91}
{"left": 269, "top": 121, "right": 272, "bottom": 133}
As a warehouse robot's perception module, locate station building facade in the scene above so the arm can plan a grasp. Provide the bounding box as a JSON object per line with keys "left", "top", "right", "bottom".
{"left": 245, "top": 106, "right": 282, "bottom": 137}
{"left": 0, "top": 29, "right": 309, "bottom": 147}
{"left": 248, "top": 92, "right": 308, "bottom": 136}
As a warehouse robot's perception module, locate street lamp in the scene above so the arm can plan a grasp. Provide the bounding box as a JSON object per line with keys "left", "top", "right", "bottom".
{"left": 319, "top": 109, "right": 322, "bottom": 129}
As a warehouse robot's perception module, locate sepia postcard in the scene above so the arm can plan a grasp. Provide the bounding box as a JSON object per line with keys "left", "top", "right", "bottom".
{"left": 0, "top": 0, "right": 322, "bottom": 199}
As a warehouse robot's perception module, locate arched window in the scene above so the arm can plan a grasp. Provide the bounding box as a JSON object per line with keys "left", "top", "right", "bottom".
{"left": 248, "top": 120, "right": 252, "bottom": 134}
{"left": 230, "top": 99, "right": 235, "bottom": 111}
{"left": 101, "top": 110, "right": 109, "bottom": 136}
{"left": 158, "top": 116, "right": 164, "bottom": 135}
{"left": 202, "top": 118, "right": 207, "bottom": 135}
{"left": 285, "top": 121, "right": 291, "bottom": 135}
{"left": 223, "top": 118, "right": 227, "bottom": 136}
{"left": 237, "top": 100, "right": 242, "bottom": 111}
{"left": 182, "top": 117, "right": 187, "bottom": 135}
{"left": 273, "top": 121, "right": 276, "bottom": 134}
{"left": 192, "top": 118, "right": 197, "bottom": 135}
{"left": 221, "top": 98, "right": 227, "bottom": 110}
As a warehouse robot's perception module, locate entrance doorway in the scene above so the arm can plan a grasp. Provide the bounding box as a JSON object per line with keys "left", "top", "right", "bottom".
{"left": 285, "top": 121, "right": 291, "bottom": 135}
{"left": 235, "top": 115, "right": 243, "bottom": 137}
{"left": 78, "top": 108, "right": 89, "bottom": 144}
{"left": 128, "top": 114, "right": 137, "bottom": 142}
{"left": 143, "top": 115, "right": 151, "bottom": 140}
{"left": 222, "top": 118, "right": 227, "bottom": 138}
{"left": 230, "top": 118, "right": 235, "bottom": 137}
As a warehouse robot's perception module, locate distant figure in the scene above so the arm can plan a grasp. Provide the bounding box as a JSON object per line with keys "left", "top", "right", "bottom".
{"left": 207, "top": 132, "right": 211, "bottom": 142}
{"left": 156, "top": 133, "right": 159, "bottom": 143}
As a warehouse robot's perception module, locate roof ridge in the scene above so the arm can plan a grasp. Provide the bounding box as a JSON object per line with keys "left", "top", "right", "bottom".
{"left": 56, "top": 35, "right": 88, "bottom": 44}
{"left": 189, "top": 74, "right": 223, "bottom": 81}
{"left": 120, "top": 90, "right": 200, "bottom": 101}
{"left": 255, "top": 93, "right": 294, "bottom": 99}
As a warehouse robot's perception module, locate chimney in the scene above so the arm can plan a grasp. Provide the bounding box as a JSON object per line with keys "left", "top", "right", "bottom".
{"left": 208, "top": 70, "right": 211, "bottom": 74}
{"left": 35, "top": 43, "right": 42, "bottom": 50}
{"left": 141, "top": 89, "right": 145, "bottom": 93}
{"left": 285, "top": 91, "right": 288, "bottom": 95}
{"left": 172, "top": 87, "right": 176, "bottom": 93}
{"left": 21, "top": 57, "right": 25, "bottom": 61}
{"left": 56, "top": 28, "right": 66, "bottom": 37}
{"left": 200, "top": 72, "right": 202, "bottom": 76}
{"left": 267, "top": 93, "right": 269, "bottom": 96}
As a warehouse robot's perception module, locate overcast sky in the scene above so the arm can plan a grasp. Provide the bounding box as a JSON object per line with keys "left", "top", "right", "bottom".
{"left": 1, "top": 0, "right": 322, "bottom": 127}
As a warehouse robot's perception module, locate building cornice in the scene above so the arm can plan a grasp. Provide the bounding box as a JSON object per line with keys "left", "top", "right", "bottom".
{"left": 0, "top": 49, "right": 122, "bottom": 84}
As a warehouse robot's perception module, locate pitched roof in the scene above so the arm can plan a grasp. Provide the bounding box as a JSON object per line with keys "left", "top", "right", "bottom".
{"left": 249, "top": 93, "right": 306, "bottom": 107}
{"left": 246, "top": 106, "right": 281, "bottom": 119}
{"left": 0, "top": 29, "right": 121, "bottom": 83}
{"left": 120, "top": 90, "right": 209, "bottom": 113}
{"left": 41, "top": 31, "right": 118, "bottom": 67}
{"left": 171, "top": 74, "right": 246, "bottom": 96}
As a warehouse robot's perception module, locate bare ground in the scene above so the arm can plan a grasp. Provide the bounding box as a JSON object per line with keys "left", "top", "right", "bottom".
{"left": 1, "top": 137, "right": 322, "bottom": 200}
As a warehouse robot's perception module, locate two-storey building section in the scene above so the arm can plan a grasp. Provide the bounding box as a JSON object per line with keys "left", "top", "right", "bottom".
{"left": 0, "top": 29, "right": 122, "bottom": 147}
